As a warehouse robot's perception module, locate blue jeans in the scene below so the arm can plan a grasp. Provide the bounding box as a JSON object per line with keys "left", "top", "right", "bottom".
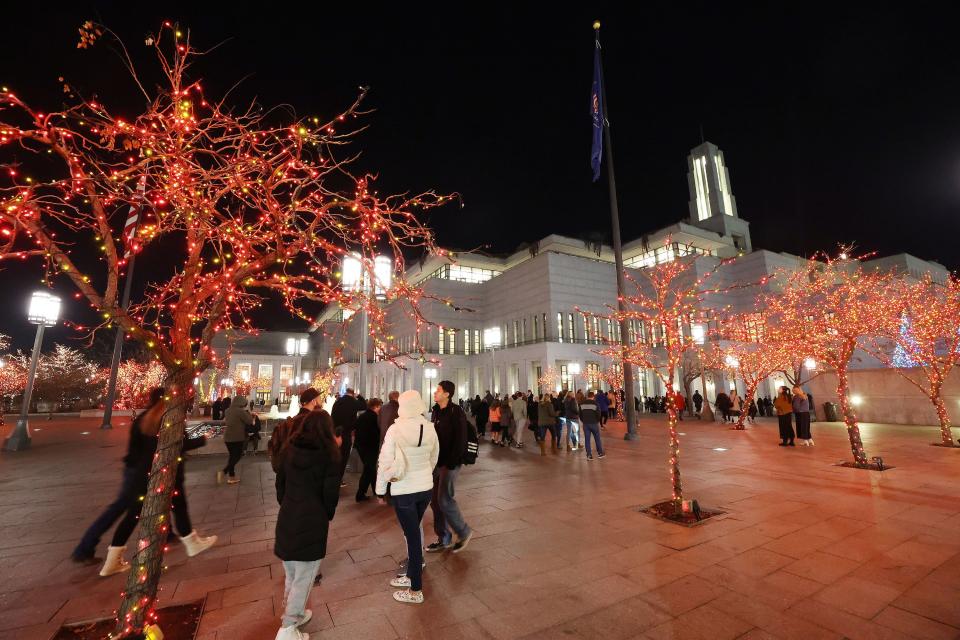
{"left": 583, "top": 422, "right": 603, "bottom": 456}
{"left": 394, "top": 489, "right": 431, "bottom": 590}
{"left": 281, "top": 559, "right": 321, "bottom": 627}
{"left": 431, "top": 467, "right": 470, "bottom": 545}
{"left": 566, "top": 419, "right": 580, "bottom": 447}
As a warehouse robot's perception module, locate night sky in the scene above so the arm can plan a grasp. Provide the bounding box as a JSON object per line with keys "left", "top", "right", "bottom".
{"left": 3, "top": 4, "right": 960, "bottom": 349}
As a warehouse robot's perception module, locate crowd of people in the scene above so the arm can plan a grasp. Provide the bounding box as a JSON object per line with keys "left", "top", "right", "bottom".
{"left": 70, "top": 375, "right": 817, "bottom": 639}
{"left": 461, "top": 388, "right": 614, "bottom": 460}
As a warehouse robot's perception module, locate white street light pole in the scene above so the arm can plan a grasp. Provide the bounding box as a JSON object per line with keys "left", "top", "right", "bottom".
{"left": 5, "top": 291, "right": 61, "bottom": 451}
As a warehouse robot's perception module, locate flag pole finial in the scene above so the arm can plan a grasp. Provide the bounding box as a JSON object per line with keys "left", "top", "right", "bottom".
{"left": 593, "top": 20, "right": 601, "bottom": 30}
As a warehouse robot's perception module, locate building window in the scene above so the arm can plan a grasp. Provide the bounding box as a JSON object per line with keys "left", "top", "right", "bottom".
{"left": 557, "top": 312, "right": 564, "bottom": 343}
{"left": 568, "top": 313, "right": 575, "bottom": 342}
{"left": 464, "top": 329, "right": 471, "bottom": 355}
{"left": 257, "top": 364, "right": 274, "bottom": 391}
{"left": 586, "top": 362, "right": 601, "bottom": 390}
{"left": 235, "top": 363, "right": 252, "bottom": 383}
{"left": 448, "top": 328, "right": 456, "bottom": 354}
{"left": 428, "top": 264, "right": 502, "bottom": 284}
{"left": 438, "top": 326, "right": 444, "bottom": 354}
{"left": 543, "top": 313, "right": 548, "bottom": 341}
{"left": 513, "top": 320, "right": 519, "bottom": 346}
{"left": 522, "top": 318, "right": 527, "bottom": 344}
{"left": 623, "top": 242, "right": 713, "bottom": 269}
{"left": 474, "top": 330, "right": 481, "bottom": 354}
{"left": 591, "top": 317, "right": 601, "bottom": 344}
{"left": 280, "top": 364, "right": 294, "bottom": 390}
{"left": 533, "top": 315, "right": 540, "bottom": 341}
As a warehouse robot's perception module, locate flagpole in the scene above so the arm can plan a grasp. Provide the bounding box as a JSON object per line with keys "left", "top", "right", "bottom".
{"left": 594, "top": 21, "right": 639, "bottom": 440}
{"left": 100, "top": 254, "right": 137, "bottom": 429}
{"left": 101, "top": 170, "right": 148, "bottom": 429}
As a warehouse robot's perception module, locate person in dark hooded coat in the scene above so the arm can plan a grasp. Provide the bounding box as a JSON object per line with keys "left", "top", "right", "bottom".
{"left": 273, "top": 410, "right": 341, "bottom": 639}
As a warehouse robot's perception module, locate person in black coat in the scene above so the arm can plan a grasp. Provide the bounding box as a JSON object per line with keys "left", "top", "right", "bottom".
{"left": 331, "top": 388, "right": 362, "bottom": 480}
{"left": 274, "top": 410, "right": 341, "bottom": 638}
{"left": 353, "top": 398, "right": 382, "bottom": 502}
{"left": 212, "top": 397, "right": 223, "bottom": 420}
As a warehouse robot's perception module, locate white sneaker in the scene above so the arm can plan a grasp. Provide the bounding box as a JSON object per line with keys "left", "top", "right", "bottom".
{"left": 227, "top": 477, "right": 240, "bottom": 484}
{"left": 216, "top": 471, "right": 224, "bottom": 484}
{"left": 393, "top": 589, "right": 424, "bottom": 604}
{"left": 298, "top": 609, "right": 312, "bottom": 628}
{"left": 180, "top": 530, "right": 217, "bottom": 557}
{"left": 275, "top": 625, "right": 308, "bottom": 640}
{"left": 390, "top": 576, "right": 411, "bottom": 587}
{"left": 99, "top": 546, "right": 130, "bottom": 577}
{"left": 808, "top": 439, "right": 815, "bottom": 446}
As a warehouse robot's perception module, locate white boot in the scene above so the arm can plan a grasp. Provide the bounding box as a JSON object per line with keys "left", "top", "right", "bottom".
{"left": 180, "top": 530, "right": 217, "bottom": 557}
{"left": 275, "top": 625, "right": 308, "bottom": 640}
{"left": 99, "top": 546, "right": 131, "bottom": 577}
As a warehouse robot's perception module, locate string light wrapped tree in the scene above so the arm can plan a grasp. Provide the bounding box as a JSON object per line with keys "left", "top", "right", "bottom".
{"left": 588, "top": 244, "right": 761, "bottom": 511}
{"left": 709, "top": 312, "right": 792, "bottom": 430}
{"left": 114, "top": 359, "right": 167, "bottom": 409}
{"left": 866, "top": 274, "right": 960, "bottom": 446}
{"left": 764, "top": 254, "right": 899, "bottom": 468}
{"left": 0, "top": 23, "right": 447, "bottom": 638}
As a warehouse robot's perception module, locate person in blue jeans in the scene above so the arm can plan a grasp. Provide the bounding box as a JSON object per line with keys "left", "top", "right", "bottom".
{"left": 377, "top": 390, "right": 440, "bottom": 604}
{"left": 579, "top": 391, "right": 606, "bottom": 460}
{"left": 563, "top": 391, "right": 581, "bottom": 451}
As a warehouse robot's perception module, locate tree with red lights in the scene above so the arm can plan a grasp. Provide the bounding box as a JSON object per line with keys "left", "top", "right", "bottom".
{"left": 592, "top": 247, "right": 761, "bottom": 506}
{"left": 764, "top": 256, "right": 898, "bottom": 467}
{"left": 0, "top": 23, "right": 446, "bottom": 637}
{"left": 867, "top": 274, "right": 960, "bottom": 446}
{"left": 710, "top": 312, "right": 791, "bottom": 430}
{"left": 114, "top": 359, "right": 167, "bottom": 409}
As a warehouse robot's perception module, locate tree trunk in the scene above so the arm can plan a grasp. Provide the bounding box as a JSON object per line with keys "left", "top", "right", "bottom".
{"left": 115, "top": 369, "right": 192, "bottom": 638}
{"left": 733, "top": 383, "right": 756, "bottom": 430}
{"left": 836, "top": 368, "right": 869, "bottom": 467}
{"left": 666, "top": 388, "right": 683, "bottom": 505}
{"left": 931, "top": 389, "right": 954, "bottom": 445}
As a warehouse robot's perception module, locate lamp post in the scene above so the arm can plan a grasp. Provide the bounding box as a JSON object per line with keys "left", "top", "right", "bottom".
{"left": 342, "top": 254, "right": 392, "bottom": 398}
{"left": 4, "top": 291, "right": 61, "bottom": 451}
{"left": 424, "top": 366, "right": 438, "bottom": 399}
{"left": 483, "top": 327, "right": 502, "bottom": 395}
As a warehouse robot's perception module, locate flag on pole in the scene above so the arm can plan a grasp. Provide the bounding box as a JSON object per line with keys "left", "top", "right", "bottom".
{"left": 590, "top": 35, "right": 604, "bottom": 182}
{"left": 123, "top": 174, "right": 148, "bottom": 259}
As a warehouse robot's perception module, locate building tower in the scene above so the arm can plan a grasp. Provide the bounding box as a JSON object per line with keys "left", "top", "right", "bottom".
{"left": 686, "top": 142, "right": 752, "bottom": 253}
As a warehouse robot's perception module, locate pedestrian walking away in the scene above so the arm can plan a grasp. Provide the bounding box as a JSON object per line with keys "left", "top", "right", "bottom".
{"left": 221, "top": 395, "right": 255, "bottom": 484}
{"left": 354, "top": 397, "right": 383, "bottom": 501}
{"left": 563, "top": 391, "right": 581, "bottom": 451}
{"left": 426, "top": 380, "right": 474, "bottom": 555}
{"left": 376, "top": 390, "right": 439, "bottom": 605}
{"left": 72, "top": 388, "right": 216, "bottom": 575}
{"left": 273, "top": 410, "right": 341, "bottom": 639}
{"left": 579, "top": 391, "right": 605, "bottom": 460}
{"left": 332, "top": 388, "right": 363, "bottom": 483}
{"left": 595, "top": 388, "right": 610, "bottom": 428}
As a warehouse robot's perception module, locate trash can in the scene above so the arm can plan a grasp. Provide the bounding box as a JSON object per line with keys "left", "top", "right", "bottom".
{"left": 823, "top": 402, "right": 839, "bottom": 422}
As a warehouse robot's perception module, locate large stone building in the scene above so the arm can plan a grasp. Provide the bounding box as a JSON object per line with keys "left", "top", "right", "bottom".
{"left": 221, "top": 142, "right": 950, "bottom": 419}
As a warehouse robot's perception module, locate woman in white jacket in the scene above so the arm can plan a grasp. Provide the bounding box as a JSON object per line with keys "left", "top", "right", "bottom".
{"left": 376, "top": 390, "right": 439, "bottom": 605}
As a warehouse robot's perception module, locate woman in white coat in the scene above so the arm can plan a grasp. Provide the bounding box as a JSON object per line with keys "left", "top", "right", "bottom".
{"left": 376, "top": 390, "right": 439, "bottom": 605}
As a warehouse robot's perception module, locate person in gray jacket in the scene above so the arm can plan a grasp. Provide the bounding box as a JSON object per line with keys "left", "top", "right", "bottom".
{"left": 221, "top": 396, "right": 254, "bottom": 484}
{"left": 579, "top": 391, "right": 605, "bottom": 460}
{"left": 563, "top": 391, "right": 581, "bottom": 452}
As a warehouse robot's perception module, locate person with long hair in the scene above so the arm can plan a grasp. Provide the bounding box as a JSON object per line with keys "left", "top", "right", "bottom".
{"left": 498, "top": 397, "right": 513, "bottom": 448}
{"left": 376, "top": 390, "right": 439, "bottom": 605}
{"left": 273, "top": 410, "right": 342, "bottom": 639}
{"left": 774, "top": 386, "right": 795, "bottom": 447}
{"left": 72, "top": 388, "right": 216, "bottom": 575}
{"left": 792, "top": 386, "right": 813, "bottom": 446}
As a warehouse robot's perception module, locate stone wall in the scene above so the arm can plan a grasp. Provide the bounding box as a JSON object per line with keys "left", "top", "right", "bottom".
{"left": 806, "top": 367, "right": 958, "bottom": 426}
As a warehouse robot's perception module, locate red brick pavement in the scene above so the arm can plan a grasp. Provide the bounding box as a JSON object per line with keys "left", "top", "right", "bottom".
{"left": 0, "top": 414, "right": 958, "bottom": 639}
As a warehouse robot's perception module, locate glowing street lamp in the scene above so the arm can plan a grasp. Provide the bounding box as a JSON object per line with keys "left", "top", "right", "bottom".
{"left": 341, "top": 253, "right": 393, "bottom": 397}
{"left": 5, "top": 291, "right": 61, "bottom": 451}
{"left": 804, "top": 357, "right": 817, "bottom": 371}
{"left": 568, "top": 362, "right": 581, "bottom": 392}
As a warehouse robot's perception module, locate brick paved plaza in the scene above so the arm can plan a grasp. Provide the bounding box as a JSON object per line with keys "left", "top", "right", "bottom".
{"left": 1, "top": 415, "right": 958, "bottom": 640}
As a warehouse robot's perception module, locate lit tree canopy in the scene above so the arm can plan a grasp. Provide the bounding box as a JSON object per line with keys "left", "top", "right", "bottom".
{"left": 8, "top": 344, "right": 100, "bottom": 406}
{"left": 765, "top": 255, "right": 898, "bottom": 467}
{"left": 0, "top": 22, "right": 449, "bottom": 637}
{"left": 868, "top": 274, "right": 960, "bottom": 445}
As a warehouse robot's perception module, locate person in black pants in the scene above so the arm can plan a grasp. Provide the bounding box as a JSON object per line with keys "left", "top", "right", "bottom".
{"left": 331, "top": 388, "right": 362, "bottom": 481}
{"left": 221, "top": 395, "right": 254, "bottom": 484}
{"left": 72, "top": 388, "right": 216, "bottom": 575}
{"left": 353, "top": 397, "right": 382, "bottom": 501}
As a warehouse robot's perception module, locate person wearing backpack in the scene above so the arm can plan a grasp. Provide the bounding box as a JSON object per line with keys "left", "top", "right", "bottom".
{"left": 425, "top": 380, "right": 473, "bottom": 555}
{"left": 375, "top": 390, "right": 439, "bottom": 605}
{"left": 269, "top": 387, "right": 324, "bottom": 473}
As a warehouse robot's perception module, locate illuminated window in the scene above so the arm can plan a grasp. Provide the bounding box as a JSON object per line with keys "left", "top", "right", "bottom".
{"left": 568, "top": 313, "right": 575, "bottom": 342}
{"left": 513, "top": 320, "right": 519, "bottom": 346}
{"left": 235, "top": 363, "right": 252, "bottom": 382}
{"left": 448, "top": 329, "right": 456, "bottom": 354}
{"left": 557, "top": 313, "right": 564, "bottom": 343}
{"left": 428, "top": 264, "right": 502, "bottom": 283}
{"left": 257, "top": 364, "right": 274, "bottom": 390}
{"left": 543, "top": 314, "right": 548, "bottom": 340}
{"left": 438, "top": 326, "right": 444, "bottom": 354}
{"left": 624, "top": 242, "right": 713, "bottom": 269}
{"left": 522, "top": 318, "right": 527, "bottom": 343}
{"left": 592, "top": 316, "right": 601, "bottom": 344}
{"left": 586, "top": 362, "right": 601, "bottom": 389}
{"left": 533, "top": 315, "right": 540, "bottom": 341}
{"left": 691, "top": 323, "right": 706, "bottom": 345}
{"left": 474, "top": 330, "right": 481, "bottom": 354}
{"left": 280, "top": 364, "right": 294, "bottom": 389}
{"left": 694, "top": 155, "right": 712, "bottom": 221}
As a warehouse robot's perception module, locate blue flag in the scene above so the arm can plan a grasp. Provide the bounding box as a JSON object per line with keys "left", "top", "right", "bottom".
{"left": 590, "top": 40, "right": 604, "bottom": 182}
